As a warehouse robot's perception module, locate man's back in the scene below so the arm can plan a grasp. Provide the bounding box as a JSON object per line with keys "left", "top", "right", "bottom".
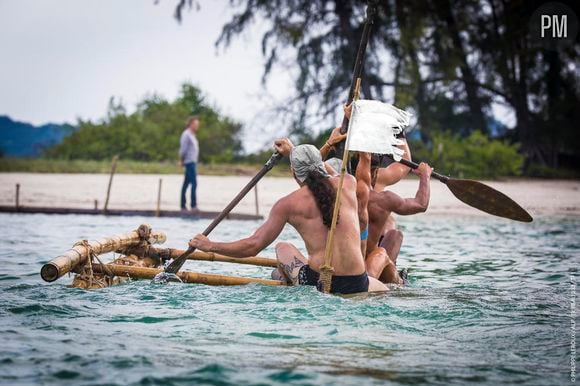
{"left": 283, "top": 174, "right": 366, "bottom": 276}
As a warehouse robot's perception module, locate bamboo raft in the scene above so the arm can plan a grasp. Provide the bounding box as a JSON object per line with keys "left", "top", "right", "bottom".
{"left": 40, "top": 224, "right": 284, "bottom": 289}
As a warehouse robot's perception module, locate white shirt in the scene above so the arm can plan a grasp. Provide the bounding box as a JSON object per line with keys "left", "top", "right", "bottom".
{"left": 179, "top": 129, "right": 199, "bottom": 164}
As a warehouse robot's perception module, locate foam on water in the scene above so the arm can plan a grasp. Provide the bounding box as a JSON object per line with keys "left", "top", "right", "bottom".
{"left": 0, "top": 213, "right": 577, "bottom": 385}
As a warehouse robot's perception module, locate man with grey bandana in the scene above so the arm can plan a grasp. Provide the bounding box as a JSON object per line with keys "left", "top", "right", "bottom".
{"left": 290, "top": 144, "right": 330, "bottom": 182}
{"left": 189, "top": 138, "right": 388, "bottom": 294}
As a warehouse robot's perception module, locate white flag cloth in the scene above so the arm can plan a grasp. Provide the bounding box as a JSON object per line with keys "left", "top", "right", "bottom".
{"left": 346, "top": 100, "right": 411, "bottom": 160}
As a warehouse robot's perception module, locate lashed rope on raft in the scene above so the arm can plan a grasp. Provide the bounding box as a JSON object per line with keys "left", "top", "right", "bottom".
{"left": 71, "top": 224, "right": 159, "bottom": 289}
{"left": 72, "top": 240, "right": 116, "bottom": 289}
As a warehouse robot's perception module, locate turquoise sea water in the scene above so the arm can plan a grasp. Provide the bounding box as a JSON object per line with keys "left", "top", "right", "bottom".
{"left": 0, "top": 213, "right": 577, "bottom": 386}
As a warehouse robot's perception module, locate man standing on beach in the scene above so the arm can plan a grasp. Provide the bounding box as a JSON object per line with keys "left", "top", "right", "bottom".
{"left": 179, "top": 116, "right": 200, "bottom": 212}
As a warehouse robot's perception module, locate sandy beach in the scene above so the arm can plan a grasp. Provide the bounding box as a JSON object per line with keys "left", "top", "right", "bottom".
{"left": 0, "top": 172, "right": 578, "bottom": 219}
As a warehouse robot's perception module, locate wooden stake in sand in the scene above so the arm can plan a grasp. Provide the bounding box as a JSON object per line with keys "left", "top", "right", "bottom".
{"left": 156, "top": 178, "right": 163, "bottom": 217}
{"left": 254, "top": 185, "right": 260, "bottom": 217}
{"left": 103, "top": 155, "right": 118, "bottom": 215}
{"left": 15, "top": 184, "right": 20, "bottom": 210}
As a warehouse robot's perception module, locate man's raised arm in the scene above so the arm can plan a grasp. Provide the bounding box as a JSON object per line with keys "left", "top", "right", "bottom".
{"left": 320, "top": 126, "right": 347, "bottom": 160}
{"left": 374, "top": 139, "right": 412, "bottom": 191}
{"left": 356, "top": 152, "right": 372, "bottom": 228}
{"left": 380, "top": 162, "right": 432, "bottom": 215}
{"left": 355, "top": 152, "right": 372, "bottom": 256}
{"left": 320, "top": 104, "right": 350, "bottom": 160}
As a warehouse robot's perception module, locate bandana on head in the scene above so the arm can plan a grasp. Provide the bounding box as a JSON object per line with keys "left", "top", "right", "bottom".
{"left": 325, "top": 157, "right": 342, "bottom": 174}
{"left": 290, "top": 144, "right": 330, "bottom": 183}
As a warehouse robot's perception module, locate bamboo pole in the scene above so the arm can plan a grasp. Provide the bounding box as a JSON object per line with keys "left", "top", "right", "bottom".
{"left": 189, "top": 251, "right": 276, "bottom": 267}
{"left": 319, "top": 78, "right": 361, "bottom": 294}
{"left": 103, "top": 155, "right": 118, "bottom": 214}
{"left": 40, "top": 225, "right": 166, "bottom": 282}
{"left": 15, "top": 184, "right": 20, "bottom": 210}
{"left": 120, "top": 245, "right": 277, "bottom": 268}
{"left": 91, "top": 264, "right": 285, "bottom": 286}
{"left": 155, "top": 178, "right": 162, "bottom": 217}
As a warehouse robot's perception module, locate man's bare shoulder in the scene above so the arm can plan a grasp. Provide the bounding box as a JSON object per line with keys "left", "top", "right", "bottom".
{"left": 344, "top": 173, "right": 357, "bottom": 183}
{"left": 334, "top": 173, "right": 356, "bottom": 189}
{"left": 274, "top": 186, "right": 310, "bottom": 208}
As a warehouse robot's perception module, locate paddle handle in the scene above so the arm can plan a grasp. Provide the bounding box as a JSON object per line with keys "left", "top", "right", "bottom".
{"left": 397, "top": 157, "right": 449, "bottom": 183}
{"left": 165, "top": 152, "right": 282, "bottom": 273}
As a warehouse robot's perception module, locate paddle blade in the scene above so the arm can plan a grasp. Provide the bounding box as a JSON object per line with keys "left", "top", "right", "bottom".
{"left": 164, "top": 246, "right": 195, "bottom": 274}
{"left": 446, "top": 179, "right": 533, "bottom": 222}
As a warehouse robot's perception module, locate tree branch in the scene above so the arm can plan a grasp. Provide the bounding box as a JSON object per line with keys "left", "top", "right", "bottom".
{"left": 378, "top": 76, "right": 512, "bottom": 102}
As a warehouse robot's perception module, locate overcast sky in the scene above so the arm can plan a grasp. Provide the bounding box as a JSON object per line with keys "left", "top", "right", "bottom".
{"left": 0, "top": 0, "right": 296, "bottom": 151}
{"left": 0, "top": 0, "right": 515, "bottom": 152}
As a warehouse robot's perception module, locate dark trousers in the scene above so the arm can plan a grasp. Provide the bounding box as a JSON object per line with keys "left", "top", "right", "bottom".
{"left": 181, "top": 162, "right": 197, "bottom": 209}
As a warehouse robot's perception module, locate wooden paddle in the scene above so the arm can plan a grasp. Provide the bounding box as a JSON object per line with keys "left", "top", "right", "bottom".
{"left": 394, "top": 156, "right": 533, "bottom": 222}
{"left": 155, "top": 152, "right": 282, "bottom": 280}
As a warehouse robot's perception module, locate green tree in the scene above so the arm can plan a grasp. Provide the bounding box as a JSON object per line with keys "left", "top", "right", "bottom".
{"left": 410, "top": 131, "right": 524, "bottom": 179}
{"left": 45, "top": 83, "right": 243, "bottom": 163}
{"left": 173, "top": 0, "right": 580, "bottom": 171}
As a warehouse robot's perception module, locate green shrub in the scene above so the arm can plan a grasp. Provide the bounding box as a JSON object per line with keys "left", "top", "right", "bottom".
{"left": 44, "top": 84, "right": 242, "bottom": 164}
{"left": 409, "top": 131, "right": 524, "bottom": 179}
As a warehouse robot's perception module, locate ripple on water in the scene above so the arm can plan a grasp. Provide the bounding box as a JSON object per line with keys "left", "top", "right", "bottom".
{"left": 0, "top": 213, "right": 577, "bottom": 386}
{"left": 8, "top": 303, "right": 78, "bottom": 317}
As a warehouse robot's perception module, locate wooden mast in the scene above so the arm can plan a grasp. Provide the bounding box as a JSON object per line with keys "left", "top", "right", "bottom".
{"left": 318, "top": 78, "right": 362, "bottom": 294}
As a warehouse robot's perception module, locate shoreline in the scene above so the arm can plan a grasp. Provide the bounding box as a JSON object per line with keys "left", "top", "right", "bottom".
{"left": 0, "top": 173, "right": 578, "bottom": 218}
{"left": 0, "top": 158, "right": 292, "bottom": 177}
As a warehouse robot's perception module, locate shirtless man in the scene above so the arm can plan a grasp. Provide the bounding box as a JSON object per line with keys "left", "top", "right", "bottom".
{"left": 188, "top": 140, "right": 387, "bottom": 294}
{"left": 317, "top": 103, "right": 428, "bottom": 284}
{"left": 353, "top": 130, "right": 425, "bottom": 284}
{"left": 362, "top": 156, "right": 433, "bottom": 284}
{"left": 369, "top": 133, "right": 412, "bottom": 248}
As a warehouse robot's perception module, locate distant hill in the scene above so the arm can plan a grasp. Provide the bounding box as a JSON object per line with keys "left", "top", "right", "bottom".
{"left": 0, "top": 116, "right": 76, "bottom": 157}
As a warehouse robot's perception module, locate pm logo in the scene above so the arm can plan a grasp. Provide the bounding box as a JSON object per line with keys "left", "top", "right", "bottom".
{"left": 530, "top": 2, "right": 578, "bottom": 50}
{"left": 541, "top": 14, "right": 568, "bottom": 38}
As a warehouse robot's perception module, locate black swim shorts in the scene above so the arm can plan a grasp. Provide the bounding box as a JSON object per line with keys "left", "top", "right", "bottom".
{"left": 298, "top": 265, "right": 369, "bottom": 295}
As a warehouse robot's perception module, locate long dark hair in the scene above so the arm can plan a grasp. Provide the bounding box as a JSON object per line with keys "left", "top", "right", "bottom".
{"left": 303, "top": 171, "right": 337, "bottom": 228}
